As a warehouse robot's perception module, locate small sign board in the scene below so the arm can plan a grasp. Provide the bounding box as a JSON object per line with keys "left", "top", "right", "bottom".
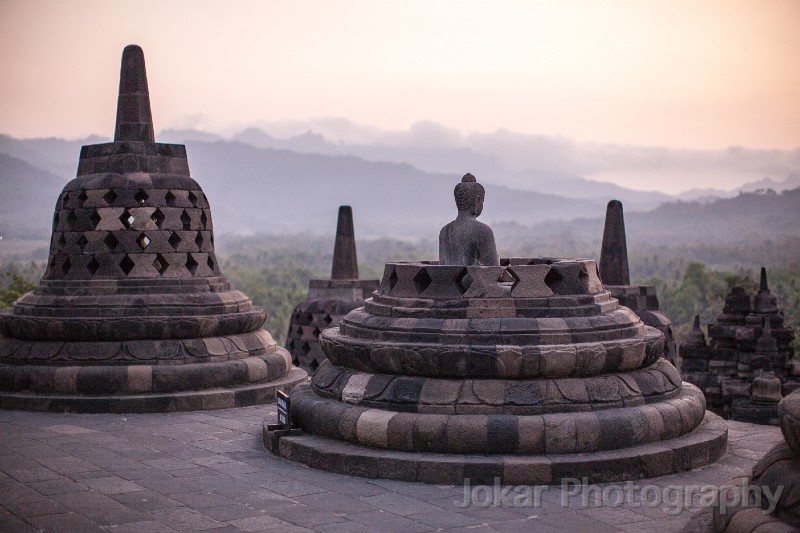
{"left": 276, "top": 390, "right": 290, "bottom": 429}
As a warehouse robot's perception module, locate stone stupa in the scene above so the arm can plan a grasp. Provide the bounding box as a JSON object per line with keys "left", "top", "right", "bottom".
{"left": 0, "top": 45, "right": 306, "bottom": 412}
{"left": 681, "top": 268, "right": 798, "bottom": 424}
{"left": 285, "top": 206, "right": 379, "bottom": 373}
{"left": 599, "top": 200, "right": 678, "bottom": 365}
{"left": 265, "top": 174, "right": 726, "bottom": 485}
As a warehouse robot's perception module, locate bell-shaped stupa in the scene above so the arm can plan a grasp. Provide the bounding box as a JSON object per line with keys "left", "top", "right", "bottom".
{"left": 0, "top": 45, "right": 306, "bottom": 412}
{"left": 265, "top": 174, "right": 726, "bottom": 485}
{"left": 285, "top": 206, "right": 378, "bottom": 373}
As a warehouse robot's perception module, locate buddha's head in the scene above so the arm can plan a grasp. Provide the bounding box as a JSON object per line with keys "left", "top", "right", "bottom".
{"left": 454, "top": 173, "right": 485, "bottom": 216}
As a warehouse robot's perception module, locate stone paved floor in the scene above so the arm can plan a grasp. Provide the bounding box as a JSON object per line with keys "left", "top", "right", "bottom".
{"left": 0, "top": 405, "right": 784, "bottom": 533}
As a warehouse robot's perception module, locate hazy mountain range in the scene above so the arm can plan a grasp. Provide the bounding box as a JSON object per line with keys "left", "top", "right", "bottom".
{"left": 161, "top": 120, "right": 800, "bottom": 200}
{"left": 1, "top": 128, "right": 798, "bottom": 245}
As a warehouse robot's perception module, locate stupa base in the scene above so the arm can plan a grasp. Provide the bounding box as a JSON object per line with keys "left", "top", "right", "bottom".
{"left": 0, "top": 366, "right": 307, "bottom": 413}
{"left": 264, "top": 411, "right": 727, "bottom": 485}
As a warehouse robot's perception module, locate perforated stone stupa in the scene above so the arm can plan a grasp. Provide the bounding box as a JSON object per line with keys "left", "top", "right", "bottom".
{"left": 599, "top": 200, "right": 678, "bottom": 365}
{"left": 265, "top": 175, "right": 726, "bottom": 485}
{"left": 0, "top": 45, "right": 306, "bottom": 412}
{"left": 285, "top": 206, "right": 378, "bottom": 373}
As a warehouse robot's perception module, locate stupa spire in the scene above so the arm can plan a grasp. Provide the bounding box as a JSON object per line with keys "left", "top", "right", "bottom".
{"left": 331, "top": 206, "right": 358, "bottom": 279}
{"left": 684, "top": 315, "right": 707, "bottom": 346}
{"left": 599, "top": 199, "right": 630, "bottom": 285}
{"left": 753, "top": 266, "right": 779, "bottom": 314}
{"left": 114, "top": 44, "right": 155, "bottom": 142}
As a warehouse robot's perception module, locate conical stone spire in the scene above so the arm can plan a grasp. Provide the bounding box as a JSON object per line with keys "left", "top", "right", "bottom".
{"left": 114, "top": 45, "right": 155, "bottom": 143}
{"left": 753, "top": 267, "right": 779, "bottom": 314}
{"left": 599, "top": 200, "right": 630, "bottom": 286}
{"left": 685, "top": 315, "right": 707, "bottom": 347}
{"left": 331, "top": 206, "right": 358, "bottom": 279}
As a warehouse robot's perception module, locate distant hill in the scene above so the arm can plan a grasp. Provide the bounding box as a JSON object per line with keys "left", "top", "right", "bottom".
{"left": 0, "top": 134, "right": 107, "bottom": 178}
{"left": 1, "top": 132, "right": 797, "bottom": 250}
{"left": 0, "top": 153, "right": 66, "bottom": 239}
{"left": 167, "top": 127, "right": 673, "bottom": 211}
{"left": 509, "top": 188, "right": 800, "bottom": 255}
{"left": 184, "top": 141, "right": 606, "bottom": 236}
{"left": 0, "top": 137, "right": 608, "bottom": 238}
{"left": 676, "top": 172, "right": 800, "bottom": 202}
{"left": 626, "top": 188, "right": 800, "bottom": 244}
{"left": 164, "top": 122, "right": 799, "bottom": 202}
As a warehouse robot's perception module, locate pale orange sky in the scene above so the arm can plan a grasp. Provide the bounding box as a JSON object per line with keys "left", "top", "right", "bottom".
{"left": 1, "top": 0, "right": 799, "bottom": 150}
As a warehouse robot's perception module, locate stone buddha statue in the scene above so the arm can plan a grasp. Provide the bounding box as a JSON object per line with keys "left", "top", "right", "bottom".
{"left": 438, "top": 173, "right": 499, "bottom": 266}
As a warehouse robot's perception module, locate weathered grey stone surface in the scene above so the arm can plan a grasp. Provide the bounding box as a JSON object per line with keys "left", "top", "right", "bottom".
{"left": 716, "top": 389, "right": 800, "bottom": 532}
{"left": 0, "top": 405, "right": 780, "bottom": 533}
{"left": 285, "top": 206, "right": 379, "bottom": 373}
{"left": 0, "top": 45, "right": 306, "bottom": 412}
{"left": 438, "top": 174, "right": 499, "bottom": 266}
{"left": 680, "top": 268, "right": 798, "bottom": 425}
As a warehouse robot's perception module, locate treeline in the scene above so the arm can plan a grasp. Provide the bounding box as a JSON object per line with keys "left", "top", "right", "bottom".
{"left": 2, "top": 236, "right": 798, "bottom": 352}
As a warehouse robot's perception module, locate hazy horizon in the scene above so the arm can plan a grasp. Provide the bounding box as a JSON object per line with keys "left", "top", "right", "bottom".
{"left": 4, "top": 118, "right": 799, "bottom": 196}
{"left": 2, "top": 1, "right": 799, "bottom": 195}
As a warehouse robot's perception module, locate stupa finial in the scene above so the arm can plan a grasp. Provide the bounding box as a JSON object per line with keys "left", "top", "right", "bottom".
{"left": 114, "top": 44, "right": 155, "bottom": 142}
{"left": 760, "top": 266, "right": 769, "bottom": 291}
{"left": 331, "top": 206, "right": 358, "bottom": 279}
{"left": 684, "top": 314, "right": 707, "bottom": 347}
{"left": 599, "top": 199, "right": 630, "bottom": 286}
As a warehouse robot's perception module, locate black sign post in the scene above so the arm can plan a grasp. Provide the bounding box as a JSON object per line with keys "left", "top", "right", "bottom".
{"left": 276, "top": 390, "right": 290, "bottom": 428}
{"left": 266, "top": 390, "right": 302, "bottom": 451}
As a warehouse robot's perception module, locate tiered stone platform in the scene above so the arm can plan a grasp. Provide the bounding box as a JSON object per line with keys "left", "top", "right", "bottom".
{"left": 0, "top": 45, "right": 306, "bottom": 412}
{"left": 266, "top": 258, "right": 727, "bottom": 484}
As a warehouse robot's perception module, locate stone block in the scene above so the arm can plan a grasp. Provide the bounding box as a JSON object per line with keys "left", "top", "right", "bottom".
{"left": 341, "top": 373, "right": 372, "bottom": 404}
{"left": 412, "top": 414, "right": 449, "bottom": 452}
{"left": 573, "top": 412, "right": 601, "bottom": 452}
{"left": 419, "top": 378, "right": 461, "bottom": 405}
{"left": 356, "top": 409, "right": 394, "bottom": 448}
{"left": 502, "top": 456, "right": 552, "bottom": 485}
{"left": 386, "top": 413, "right": 416, "bottom": 451}
{"left": 446, "top": 415, "right": 488, "bottom": 453}
{"left": 508, "top": 264, "right": 552, "bottom": 298}
{"left": 127, "top": 365, "right": 152, "bottom": 392}
{"left": 487, "top": 414, "right": 518, "bottom": 454}
{"left": 595, "top": 409, "right": 634, "bottom": 450}
{"left": 416, "top": 456, "right": 464, "bottom": 484}
{"left": 544, "top": 413, "right": 577, "bottom": 453}
{"left": 53, "top": 367, "right": 78, "bottom": 393}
